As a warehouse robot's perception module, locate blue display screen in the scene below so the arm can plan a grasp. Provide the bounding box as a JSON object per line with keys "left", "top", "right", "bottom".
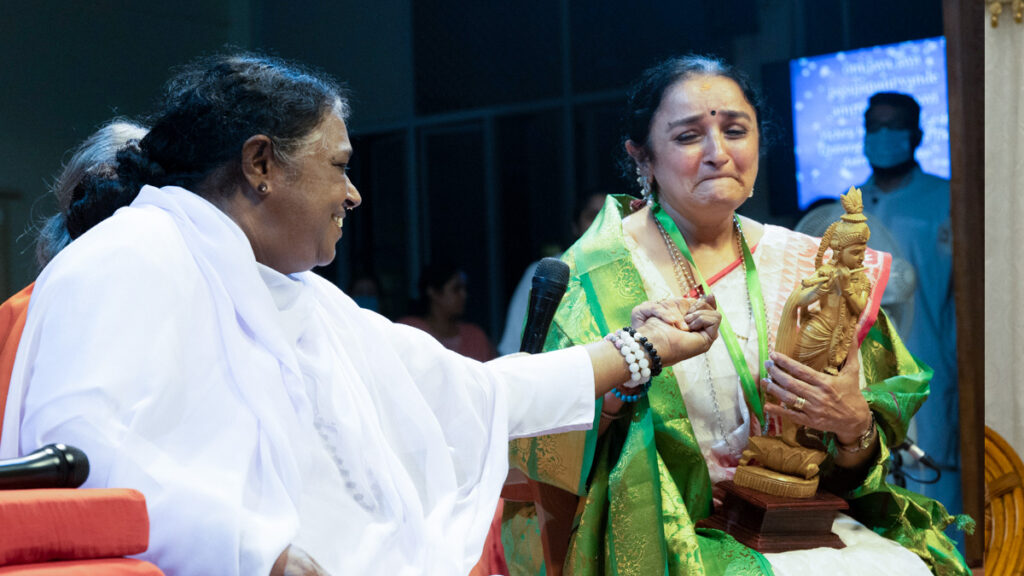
{"left": 790, "top": 36, "right": 949, "bottom": 210}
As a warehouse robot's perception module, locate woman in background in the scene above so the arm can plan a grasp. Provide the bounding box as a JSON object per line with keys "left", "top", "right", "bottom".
{"left": 400, "top": 262, "right": 496, "bottom": 362}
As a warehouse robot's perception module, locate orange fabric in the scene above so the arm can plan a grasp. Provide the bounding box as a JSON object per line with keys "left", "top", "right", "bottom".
{"left": 0, "top": 488, "right": 150, "bottom": 566}
{"left": 0, "top": 558, "right": 163, "bottom": 575}
{"left": 0, "top": 283, "right": 34, "bottom": 444}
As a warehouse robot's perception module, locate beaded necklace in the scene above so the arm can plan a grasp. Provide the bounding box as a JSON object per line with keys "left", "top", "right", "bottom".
{"left": 649, "top": 204, "right": 770, "bottom": 432}
{"left": 654, "top": 215, "right": 753, "bottom": 457}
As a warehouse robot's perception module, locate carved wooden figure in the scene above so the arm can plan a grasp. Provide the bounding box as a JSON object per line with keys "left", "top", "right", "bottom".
{"left": 733, "top": 187, "right": 873, "bottom": 499}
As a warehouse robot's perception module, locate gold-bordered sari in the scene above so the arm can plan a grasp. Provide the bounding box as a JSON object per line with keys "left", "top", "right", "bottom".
{"left": 504, "top": 195, "right": 970, "bottom": 576}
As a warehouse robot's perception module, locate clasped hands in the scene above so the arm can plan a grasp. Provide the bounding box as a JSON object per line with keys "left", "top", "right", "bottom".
{"left": 629, "top": 294, "right": 721, "bottom": 367}
{"left": 599, "top": 295, "right": 720, "bottom": 422}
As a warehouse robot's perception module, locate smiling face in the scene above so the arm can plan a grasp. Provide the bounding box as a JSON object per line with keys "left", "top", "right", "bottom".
{"left": 637, "top": 75, "right": 759, "bottom": 220}
{"left": 260, "top": 113, "right": 361, "bottom": 273}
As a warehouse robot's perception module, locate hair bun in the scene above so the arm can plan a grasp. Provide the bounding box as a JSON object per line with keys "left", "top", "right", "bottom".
{"left": 116, "top": 140, "right": 165, "bottom": 188}
{"left": 64, "top": 141, "right": 163, "bottom": 240}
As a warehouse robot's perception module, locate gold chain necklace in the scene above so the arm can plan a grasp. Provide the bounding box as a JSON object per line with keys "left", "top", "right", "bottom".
{"left": 652, "top": 213, "right": 752, "bottom": 459}
{"left": 654, "top": 217, "right": 699, "bottom": 295}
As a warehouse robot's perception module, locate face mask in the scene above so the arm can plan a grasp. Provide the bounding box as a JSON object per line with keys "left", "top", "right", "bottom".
{"left": 863, "top": 128, "right": 913, "bottom": 169}
{"left": 353, "top": 295, "right": 380, "bottom": 312}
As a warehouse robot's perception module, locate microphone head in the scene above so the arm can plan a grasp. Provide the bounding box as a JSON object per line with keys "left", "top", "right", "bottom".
{"left": 532, "top": 257, "right": 570, "bottom": 292}
{"left": 51, "top": 444, "right": 90, "bottom": 488}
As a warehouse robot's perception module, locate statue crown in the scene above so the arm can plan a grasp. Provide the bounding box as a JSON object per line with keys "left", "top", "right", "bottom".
{"left": 814, "top": 187, "right": 871, "bottom": 269}
{"left": 830, "top": 187, "right": 870, "bottom": 249}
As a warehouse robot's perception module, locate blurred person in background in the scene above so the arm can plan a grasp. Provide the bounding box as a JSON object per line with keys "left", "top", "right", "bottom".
{"left": 401, "top": 262, "right": 496, "bottom": 362}
{"left": 856, "top": 92, "right": 960, "bottom": 539}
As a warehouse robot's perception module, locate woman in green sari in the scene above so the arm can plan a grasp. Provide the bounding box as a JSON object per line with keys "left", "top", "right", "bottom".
{"left": 504, "top": 55, "right": 969, "bottom": 576}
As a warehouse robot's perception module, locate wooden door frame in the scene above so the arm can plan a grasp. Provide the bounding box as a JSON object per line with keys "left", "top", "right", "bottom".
{"left": 942, "top": 0, "right": 984, "bottom": 567}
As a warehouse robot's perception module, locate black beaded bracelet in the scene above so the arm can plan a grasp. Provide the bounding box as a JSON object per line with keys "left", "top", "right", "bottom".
{"left": 623, "top": 326, "right": 663, "bottom": 377}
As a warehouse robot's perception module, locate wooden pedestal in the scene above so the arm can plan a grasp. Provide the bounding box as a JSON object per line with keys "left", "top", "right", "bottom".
{"left": 697, "top": 480, "right": 849, "bottom": 553}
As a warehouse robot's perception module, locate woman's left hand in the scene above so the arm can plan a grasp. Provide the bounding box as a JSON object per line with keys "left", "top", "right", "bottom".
{"left": 762, "top": 337, "right": 872, "bottom": 446}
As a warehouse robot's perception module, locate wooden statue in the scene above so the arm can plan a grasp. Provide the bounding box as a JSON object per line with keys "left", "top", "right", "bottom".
{"left": 733, "top": 186, "right": 873, "bottom": 499}
{"left": 776, "top": 186, "right": 873, "bottom": 376}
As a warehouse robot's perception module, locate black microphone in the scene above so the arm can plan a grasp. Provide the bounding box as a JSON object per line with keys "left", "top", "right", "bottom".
{"left": 896, "top": 437, "right": 940, "bottom": 471}
{"left": 519, "top": 257, "right": 571, "bottom": 354}
{"left": 0, "top": 444, "right": 89, "bottom": 490}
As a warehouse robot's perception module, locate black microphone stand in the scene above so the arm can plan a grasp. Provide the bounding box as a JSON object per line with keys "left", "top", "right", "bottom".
{"left": 889, "top": 443, "right": 941, "bottom": 488}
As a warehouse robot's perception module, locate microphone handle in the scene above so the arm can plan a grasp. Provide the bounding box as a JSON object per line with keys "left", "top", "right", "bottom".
{"left": 520, "top": 290, "right": 563, "bottom": 354}
{"left": 0, "top": 444, "right": 85, "bottom": 490}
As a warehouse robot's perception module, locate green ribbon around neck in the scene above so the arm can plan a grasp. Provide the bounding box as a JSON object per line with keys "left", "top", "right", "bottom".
{"left": 651, "top": 203, "right": 769, "bottom": 430}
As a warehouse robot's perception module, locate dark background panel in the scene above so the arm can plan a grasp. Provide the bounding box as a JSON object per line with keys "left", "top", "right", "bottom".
{"left": 568, "top": 0, "right": 758, "bottom": 94}
{"left": 413, "top": 0, "right": 562, "bottom": 114}
{"left": 496, "top": 111, "right": 566, "bottom": 300}
{"left": 574, "top": 101, "right": 632, "bottom": 196}
{"left": 0, "top": 0, "right": 948, "bottom": 330}
{"left": 419, "top": 125, "right": 493, "bottom": 333}
{"left": 847, "top": 0, "right": 945, "bottom": 51}
{"left": 761, "top": 59, "right": 798, "bottom": 217}
{"left": 316, "top": 131, "right": 411, "bottom": 319}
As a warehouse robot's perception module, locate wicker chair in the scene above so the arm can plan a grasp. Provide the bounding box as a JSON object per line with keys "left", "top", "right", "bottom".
{"left": 985, "top": 425, "right": 1024, "bottom": 575}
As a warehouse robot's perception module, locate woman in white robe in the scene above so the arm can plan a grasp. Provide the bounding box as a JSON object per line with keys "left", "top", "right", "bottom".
{"left": 0, "top": 52, "right": 720, "bottom": 576}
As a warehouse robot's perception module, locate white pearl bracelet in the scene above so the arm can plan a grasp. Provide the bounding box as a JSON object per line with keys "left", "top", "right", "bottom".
{"left": 605, "top": 329, "right": 652, "bottom": 389}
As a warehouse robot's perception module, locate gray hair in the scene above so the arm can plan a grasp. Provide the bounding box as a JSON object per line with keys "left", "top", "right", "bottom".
{"left": 35, "top": 121, "right": 148, "bottom": 268}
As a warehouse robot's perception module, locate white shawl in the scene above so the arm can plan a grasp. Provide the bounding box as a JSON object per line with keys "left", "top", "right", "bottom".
{"left": 1, "top": 186, "right": 594, "bottom": 576}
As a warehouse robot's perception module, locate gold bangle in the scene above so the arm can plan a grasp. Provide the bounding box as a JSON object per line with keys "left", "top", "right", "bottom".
{"left": 600, "top": 409, "right": 624, "bottom": 421}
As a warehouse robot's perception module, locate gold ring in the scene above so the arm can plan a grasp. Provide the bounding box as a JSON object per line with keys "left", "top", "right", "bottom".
{"left": 793, "top": 396, "right": 807, "bottom": 411}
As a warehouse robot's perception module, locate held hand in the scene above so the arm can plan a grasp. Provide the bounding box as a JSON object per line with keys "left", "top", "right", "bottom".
{"left": 630, "top": 295, "right": 720, "bottom": 367}
{"left": 270, "top": 545, "right": 330, "bottom": 576}
{"left": 761, "top": 335, "right": 871, "bottom": 444}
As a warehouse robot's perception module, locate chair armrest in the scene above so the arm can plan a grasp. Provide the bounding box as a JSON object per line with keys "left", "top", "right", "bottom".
{"left": 0, "top": 489, "right": 149, "bottom": 566}
{"left": 0, "top": 558, "right": 165, "bottom": 575}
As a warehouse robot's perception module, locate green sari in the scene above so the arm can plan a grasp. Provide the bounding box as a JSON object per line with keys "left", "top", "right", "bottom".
{"left": 504, "top": 195, "right": 969, "bottom": 576}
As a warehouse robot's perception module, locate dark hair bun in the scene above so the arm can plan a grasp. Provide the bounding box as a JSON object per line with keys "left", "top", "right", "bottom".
{"left": 65, "top": 141, "right": 162, "bottom": 240}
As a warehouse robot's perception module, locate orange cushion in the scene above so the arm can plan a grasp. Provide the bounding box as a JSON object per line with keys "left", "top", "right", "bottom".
{"left": 0, "top": 283, "right": 34, "bottom": 443}
{"left": 0, "top": 489, "right": 149, "bottom": 566}
{"left": 0, "top": 558, "right": 163, "bottom": 575}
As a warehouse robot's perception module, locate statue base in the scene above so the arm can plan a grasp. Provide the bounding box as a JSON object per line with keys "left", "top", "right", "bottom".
{"left": 733, "top": 463, "right": 819, "bottom": 499}
{"left": 697, "top": 480, "right": 848, "bottom": 553}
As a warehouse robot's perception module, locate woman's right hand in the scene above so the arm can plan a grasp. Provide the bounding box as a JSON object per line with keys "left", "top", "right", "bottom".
{"left": 630, "top": 295, "right": 720, "bottom": 366}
